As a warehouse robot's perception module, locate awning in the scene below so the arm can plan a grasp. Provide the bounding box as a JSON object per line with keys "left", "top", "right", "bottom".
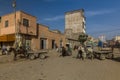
{"left": 0, "top": 35, "right": 7, "bottom": 42}
{"left": 0, "top": 34, "right": 15, "bottom": 42}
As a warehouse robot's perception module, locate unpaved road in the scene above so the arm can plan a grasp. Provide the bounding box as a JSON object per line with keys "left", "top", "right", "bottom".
{"left": 0, "top": 50, "right": 120, "bottom": 80}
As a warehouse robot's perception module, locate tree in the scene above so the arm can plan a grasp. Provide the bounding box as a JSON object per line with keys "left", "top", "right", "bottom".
{"left": 78, "top": 33, "right": 88, "bottom": 44}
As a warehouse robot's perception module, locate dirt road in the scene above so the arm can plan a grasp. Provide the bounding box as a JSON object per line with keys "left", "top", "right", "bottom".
{"left": 0, "top": 50, "right": 120, "bottom": 80}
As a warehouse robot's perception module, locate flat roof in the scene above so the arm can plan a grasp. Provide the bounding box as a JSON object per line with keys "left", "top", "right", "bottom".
{"left": 65, "top": 9, "right": 84, "bottom": 15}
{"left": 1, "top": 10, "right": 36, "bottom": 18}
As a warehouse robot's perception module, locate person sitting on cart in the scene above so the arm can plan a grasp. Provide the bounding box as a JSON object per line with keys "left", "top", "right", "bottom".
{"left": 98, "top": 40, "right": 103, "bottom": 50}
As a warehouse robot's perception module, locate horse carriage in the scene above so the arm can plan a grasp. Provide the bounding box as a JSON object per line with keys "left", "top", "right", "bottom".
{"left": 93, "top": 48, "right": 114, "bottom": 60}
{"left": 13, "top": 47, "right": 48, "bottom": 60}
{"left": 27, "top": 49, "right": 48, "bottom": 60}
{"left": 77, "top": 44, "right": 114, "bottom": 60}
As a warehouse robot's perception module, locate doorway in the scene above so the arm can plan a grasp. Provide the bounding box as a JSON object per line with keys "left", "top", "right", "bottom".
{"left": 40, "top": 38, "right": 47, "bottom": 49}
{"left": 52, "top": 40, "right": 55, "bottom": 49}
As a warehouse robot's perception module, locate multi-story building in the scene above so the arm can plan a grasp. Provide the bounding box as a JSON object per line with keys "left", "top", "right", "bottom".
{"left": 0, "top": 11, "right": 37, "bottom": 48}
{"left": 0, "top": 11, "right": 65, "bottom": 50}
{"left": 114, "top": 36, "right": 120, "bottom": 42}
{"left": 65, "top": 9, "right": 86, "bottom": 47}
{"left": 65, "top": 9, "right": 86, "bottom": 34}
{"left": 0, "top": 9, "right": 86, "bottom": 49}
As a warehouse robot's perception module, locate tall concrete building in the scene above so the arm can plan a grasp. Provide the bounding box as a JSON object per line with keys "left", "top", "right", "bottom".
{"left": 65, "top": 9, "right": 86, "bottom": 47}
{"left": 65, "top": 9, "right": 86, "bottom": 34}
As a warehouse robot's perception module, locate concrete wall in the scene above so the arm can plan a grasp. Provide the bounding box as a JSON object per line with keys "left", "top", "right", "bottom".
{"left": 65, "top": 9, "right": 85, "bottom": 34}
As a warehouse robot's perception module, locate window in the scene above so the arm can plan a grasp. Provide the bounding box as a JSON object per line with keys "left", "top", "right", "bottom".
{"left": 5, "top": 20, "right": 9, "bottom": 27}
{"left": 23, "top": 18, "right": 29, "bottom": 27}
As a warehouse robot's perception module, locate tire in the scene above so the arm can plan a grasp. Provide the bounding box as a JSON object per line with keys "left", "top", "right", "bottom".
{"left": 39, "top": 54, "right": 46, "bottom": 59}
{"left": 100, "top": 54, "right": 105, "bottom": 60}
{"left": 29, "top": 54, "right": 35, "bottom": 60}
{"left": 107, "top": 53, "right": 114, "bottom": 59}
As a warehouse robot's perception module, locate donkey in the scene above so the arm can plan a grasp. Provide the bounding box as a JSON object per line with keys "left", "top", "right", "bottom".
{"left": 13, "top": 46, "right": 28, "bottom": 60}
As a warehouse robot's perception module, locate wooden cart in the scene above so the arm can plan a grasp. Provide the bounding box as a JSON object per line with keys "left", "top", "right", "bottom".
{"left": 27, "top": 50, "right": 48, "bottom": 60}
{"left": 93, "top": 48, "right": 114, "bottom": 60}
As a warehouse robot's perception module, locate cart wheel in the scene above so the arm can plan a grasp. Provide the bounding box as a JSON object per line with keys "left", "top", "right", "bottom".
{"left": 29, "top": 54, "right": 35, "bottom": 60}
{"left": 39, "top": 54, "right": 46, "bottom": 59}
{"left": 100, "top": 54, "right": 105, "bottom": 60}
{"left": 107, "top": 53, "right": 114, "bottom": 59}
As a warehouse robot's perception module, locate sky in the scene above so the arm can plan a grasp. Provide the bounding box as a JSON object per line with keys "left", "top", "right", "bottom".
{"left": 0, "top": 0, "right": 120, "bottom": 39}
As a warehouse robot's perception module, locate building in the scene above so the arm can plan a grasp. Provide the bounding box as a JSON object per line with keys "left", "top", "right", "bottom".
{"left": 0, "top": 11, "right": 37, "bottom": 48}
{"left": 114, "top": 35, "right": 120, "bottom": 42}
{"left": 32, "top": 24, "right": 65, "bottom": 50}
{"left": 65, "top": 9, "right": 86, "bottom": 34}
{"left": 65, "top": 9, "right": 86, "bottom": 47}
{"left": 98, "top": 35, "right": 106, "bottom": 42}
{"left": 0, "top": 11, "right": 65, "bottom": 50}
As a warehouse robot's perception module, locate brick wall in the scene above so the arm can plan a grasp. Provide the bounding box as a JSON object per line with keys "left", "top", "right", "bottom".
{"left": 32, "top": 24, "right": 66, "bottom": 50}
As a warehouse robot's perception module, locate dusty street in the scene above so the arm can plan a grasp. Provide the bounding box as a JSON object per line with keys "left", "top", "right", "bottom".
{"left": 0, "top": 50, "right": 120, "bottom": 80}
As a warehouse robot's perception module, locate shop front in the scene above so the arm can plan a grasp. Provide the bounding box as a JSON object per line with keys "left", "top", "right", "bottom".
{"left": 0, "top": 34, "right": 15, "bottom": 47}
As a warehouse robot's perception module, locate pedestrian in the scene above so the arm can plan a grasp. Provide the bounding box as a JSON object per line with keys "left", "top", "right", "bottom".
{"left": 81, "top": 45, "right": 86, "bottom": 60}
{"left": 2, "top": 45, "right": 7, "bottom": 55}
{"left": 66, "top": 45, "right": 72, "bottom": 56}
{"left": 74, "top": 45, "right": 78, "bottom": 50}
{"left": 111, "top": 41, "right": 115, "bottom": 52}
{"left": 76, "top": 45, "right": 82, "bottom": 59}
{"left": 61, "top": 46, "right": 66, "bottom": 57}
{"left": 6, "top": 45, "right": 10, "bottom": 55}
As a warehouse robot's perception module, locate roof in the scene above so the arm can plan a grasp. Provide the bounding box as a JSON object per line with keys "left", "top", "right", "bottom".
{"left": 65, "top": 9, "right": 84, "bottom": 15}
{"left": 1, "top": 10, "right": 36, "bottom": 18}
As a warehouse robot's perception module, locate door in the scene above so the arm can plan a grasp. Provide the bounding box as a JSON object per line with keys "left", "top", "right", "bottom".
{"left": 40, "top": 38, "right": 47, "bottom": 49}
{"left": 52, "top": 40, "right": 55, "bottom": 49}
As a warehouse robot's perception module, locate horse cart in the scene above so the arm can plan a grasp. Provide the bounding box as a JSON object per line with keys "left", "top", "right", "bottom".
{"left": 27, "top": 49, "right": 48, "bottom": 60}
{"left": 13, "top": 47, "right": 48, "bottom": 60}
{"left": 93, "top": 48, "right": 114, "bottom": 60}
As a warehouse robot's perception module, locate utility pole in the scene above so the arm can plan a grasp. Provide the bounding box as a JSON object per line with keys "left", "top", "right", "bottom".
{"left": 12, "top": 0, "right": 18, "bottom": 48}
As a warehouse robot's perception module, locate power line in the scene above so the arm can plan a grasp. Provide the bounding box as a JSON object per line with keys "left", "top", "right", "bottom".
{"left": 88, "top": 27, "right": 120, "bottom": 35}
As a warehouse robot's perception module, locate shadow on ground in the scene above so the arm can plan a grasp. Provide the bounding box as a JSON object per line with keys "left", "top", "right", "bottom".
{"left": 112, "top": 57, "right": 120, "bottom": 62}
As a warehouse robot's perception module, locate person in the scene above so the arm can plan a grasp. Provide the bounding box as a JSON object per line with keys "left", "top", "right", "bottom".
{"left": 66, "top": 45, "right": 72, "bottom": 56}
{"left": 55, "top": 45, "right": 59, "bottom": 52}
{"left": 77, "top": 45, "right": 82, "bottom": 59}
{"left": 6, "top": 45, "right": 11, "bottom": 55}
{"left": 98, "top": 40, "right": 103, "bottom": 50}
{"left": 74, "top": 45, "right": 78, "bottom": 50}
{"left": 115, "top": 40, "right": 120, "bottom": 52}
{"left": 61, "top": 46, "right": 66, "bottom": 57}
{"left": 111, "top": 41, "right": 115, "bottom": 52}
{"left": 81, "top": 45, "right": 86, "bottom": 60}
{"left": 2, "top": 45, "right": 7, "bottom": 55}
{"left": 85, "top": 40, "right": 94, "bottom": 60}
{"left": 86, "top": 45, "right": 94, "bottom": 60}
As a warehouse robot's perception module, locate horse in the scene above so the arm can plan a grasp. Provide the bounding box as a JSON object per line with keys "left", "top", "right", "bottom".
{"left": 12, "top": 46, "right": 28, "bottom": 60}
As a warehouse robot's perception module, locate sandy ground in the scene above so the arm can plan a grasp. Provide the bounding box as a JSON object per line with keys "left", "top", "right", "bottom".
{"left": 0, "top": 49, "right": 120, "bottom": 80}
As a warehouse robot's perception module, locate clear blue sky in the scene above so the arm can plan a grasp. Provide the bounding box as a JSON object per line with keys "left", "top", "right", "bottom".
{"left": 0, "top": 0, "right": 120, "bottom": 39}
